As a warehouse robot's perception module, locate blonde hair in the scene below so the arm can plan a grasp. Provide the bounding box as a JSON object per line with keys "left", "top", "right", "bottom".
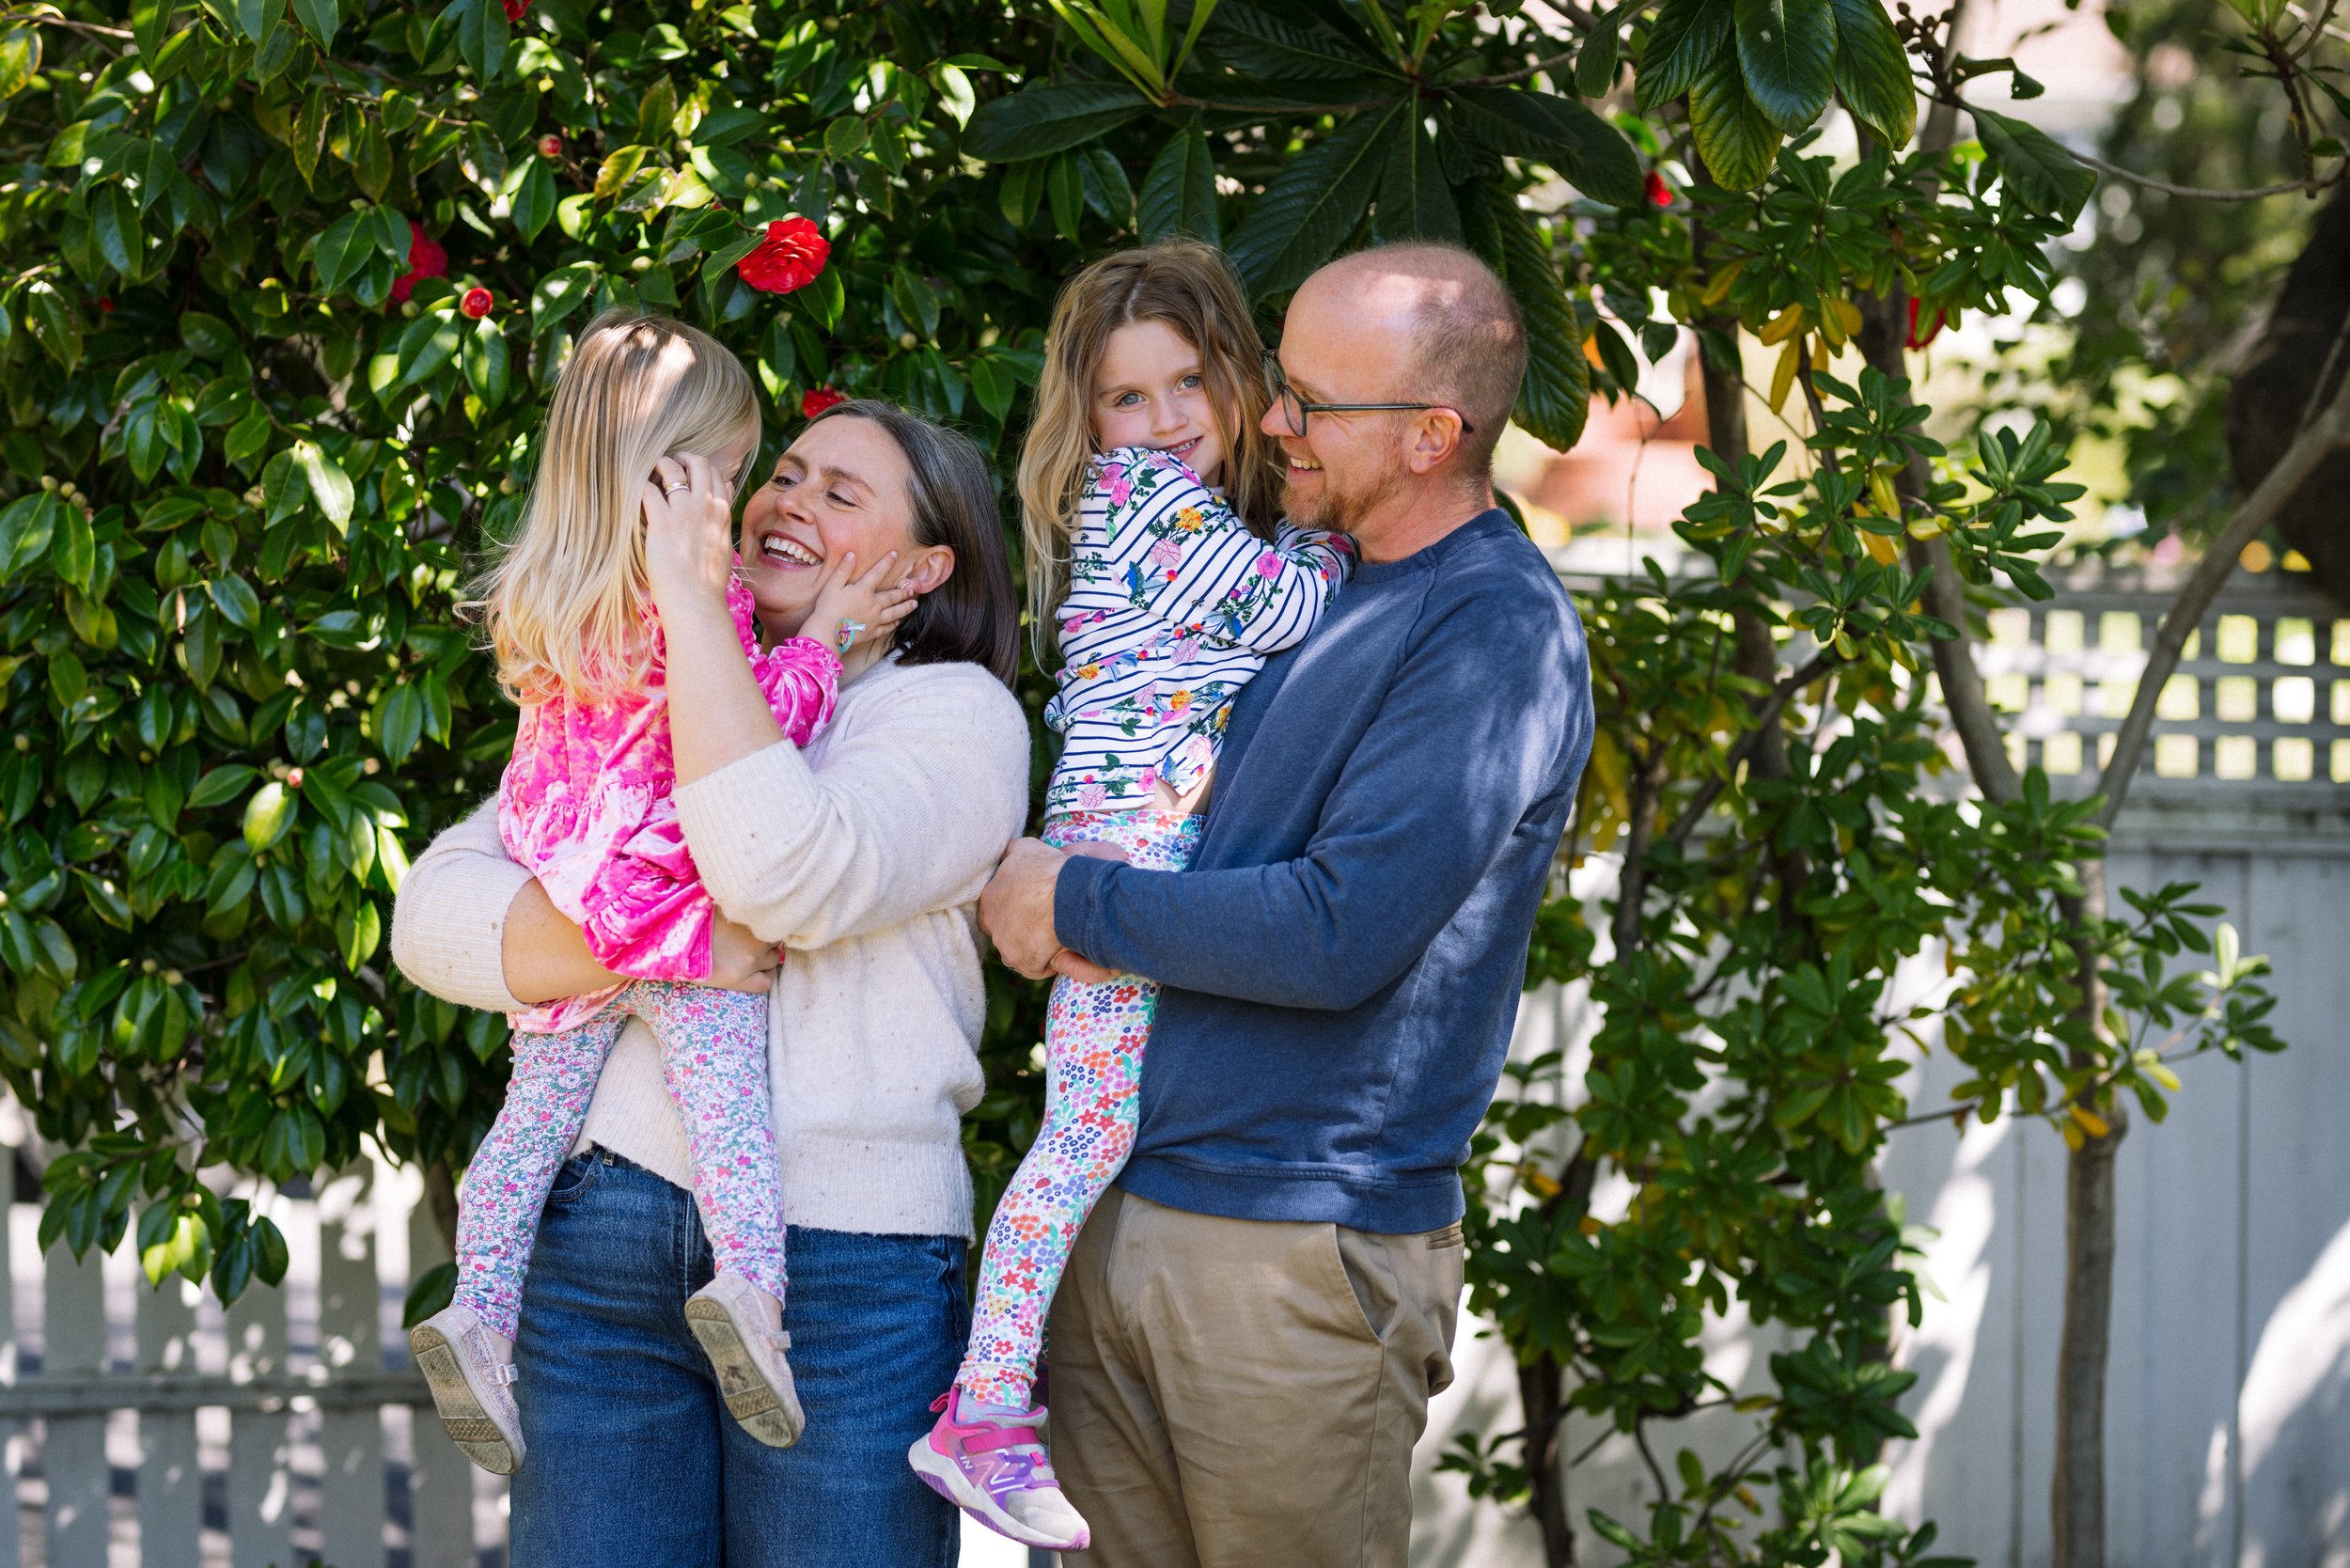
{"left": 471, "top": 310, "right": 760, "bottom": 705}
{"left": 1015, "top": 240, "right": 1282, "bottom": 663}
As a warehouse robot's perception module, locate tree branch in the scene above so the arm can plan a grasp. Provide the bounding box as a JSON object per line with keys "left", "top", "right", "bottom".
{"left": 2091, "top": 363, "right": 2350, "bottom": 825}
{"left": 1663, "top": 650, "right": 1841, "bottom": 847}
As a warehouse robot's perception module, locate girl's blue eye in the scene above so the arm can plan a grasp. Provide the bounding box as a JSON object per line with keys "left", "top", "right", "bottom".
{"left": 1113, "top": 391, "right": 1142, "bottom": 407}
{"left": 1181, "top": 374, "right": 1203, "bottom": 390}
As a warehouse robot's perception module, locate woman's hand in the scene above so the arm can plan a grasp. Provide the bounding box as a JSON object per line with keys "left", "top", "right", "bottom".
{"left": 807, "top": 549, "right": 919, "bottom": 679}
{"left": 706, "top": 912, "right": 782, "bottom": 995}
{"left": 641, "top": 452, "right": 740, "bottom": 626}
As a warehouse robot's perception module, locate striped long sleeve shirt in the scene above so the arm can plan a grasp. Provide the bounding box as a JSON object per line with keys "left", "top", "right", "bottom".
{"left": 1042, "top": 447, "right": 1353, "bottom": 816}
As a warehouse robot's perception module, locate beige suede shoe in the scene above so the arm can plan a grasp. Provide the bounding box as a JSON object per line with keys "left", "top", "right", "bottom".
{"left": 410, "top": 1304, "right": 525, "bottom": 1475}
{"left": 684, "top": 1272, "right": 806, "bottom": 1449}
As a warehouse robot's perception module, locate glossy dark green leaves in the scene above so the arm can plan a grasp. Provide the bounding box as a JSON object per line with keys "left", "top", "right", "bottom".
{"left": 963, "top": 82, "right": 1152, "bottom": 162}
{"left": 1733, "top": 0, "right": 1837, "bottom": 133}
{"left": 1138, "top": 124, "right": 1222, "bottom": 244}
{"left": 1228, "top": 104, "right": 1398, "bottom": 294}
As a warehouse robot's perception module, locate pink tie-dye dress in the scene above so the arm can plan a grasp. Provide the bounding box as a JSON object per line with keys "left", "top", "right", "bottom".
{"left": 497, "top": 577, "right": 841, "bottom": 1032}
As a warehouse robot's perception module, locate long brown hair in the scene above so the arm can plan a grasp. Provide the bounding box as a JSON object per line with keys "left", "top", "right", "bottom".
{"left": 806, "top": 400, "right": 1020, "bottom": 688}
{"left": 1015, "top": 240, "right": 1282, "bottom": 664}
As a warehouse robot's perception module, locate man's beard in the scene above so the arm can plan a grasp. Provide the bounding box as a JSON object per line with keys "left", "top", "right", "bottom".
{"left": 1282, "top": 447, "right": 1409, "bottom": 531}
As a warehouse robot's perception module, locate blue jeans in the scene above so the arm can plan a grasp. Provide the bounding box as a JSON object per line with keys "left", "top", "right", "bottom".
{"left": 508, "top": 1147, "right": 965, "bottom": 1567}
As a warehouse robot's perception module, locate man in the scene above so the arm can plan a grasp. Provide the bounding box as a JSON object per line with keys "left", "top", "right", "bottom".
{"left": 980, "top": 242, "right": 1594, "bottom": 1567}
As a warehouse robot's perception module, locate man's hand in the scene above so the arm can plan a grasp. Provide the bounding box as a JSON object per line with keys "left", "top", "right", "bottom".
{"left": 980, "top": 838, "right": 1069, "bottom": 979}
{"left": 981, "top": 838, "right": 1131, "bottom": 980}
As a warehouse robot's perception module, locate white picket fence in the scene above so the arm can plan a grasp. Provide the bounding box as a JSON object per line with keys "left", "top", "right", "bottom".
{"left": 0, "top": 1148, "right": 497, "bottom": 1568}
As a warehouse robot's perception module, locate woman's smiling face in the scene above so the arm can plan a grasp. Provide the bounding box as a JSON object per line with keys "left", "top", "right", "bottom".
{"left": 735, "top": 415, "right": 942, "bottom": 638}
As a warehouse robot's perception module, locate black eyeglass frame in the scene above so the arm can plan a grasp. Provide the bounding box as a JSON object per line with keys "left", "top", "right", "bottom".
{"left": 1260, "top": 349, "right": 1474, "bottom": 438}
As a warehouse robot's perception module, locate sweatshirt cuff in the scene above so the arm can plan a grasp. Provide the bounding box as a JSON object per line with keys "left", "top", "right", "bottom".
{"left": 392, "top": 854, "right": 534, "bottom": 1014}
{"left": 1055, "top": 852, "right": 1118, "bottom": 965}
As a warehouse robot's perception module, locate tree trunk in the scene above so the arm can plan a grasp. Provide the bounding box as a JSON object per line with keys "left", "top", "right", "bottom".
{"left": 2052, "top": 855, "right": 2123, "bottom": 1568}
{"left": 1521, "top": 1355, "right": 1576, "bottom": 1567}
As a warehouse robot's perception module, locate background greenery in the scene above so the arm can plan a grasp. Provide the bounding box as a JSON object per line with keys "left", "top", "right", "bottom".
{"left": 0, "top": 0, "right": 2295, "bottom": 1564}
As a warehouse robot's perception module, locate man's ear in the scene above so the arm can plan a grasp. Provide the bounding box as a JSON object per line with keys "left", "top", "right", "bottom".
{"left": 1403, "top": 410, "right": 1466, "bottom": 476}
{"left": 902, "top": 544, "right": 955, "bottom": 593}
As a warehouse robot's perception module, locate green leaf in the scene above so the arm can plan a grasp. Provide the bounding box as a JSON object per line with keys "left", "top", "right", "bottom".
{"left": 290, "top": 0, "right": 337, "bottom": 47}
{"left": 1637, "top": 0, "right": 1733, "bottom": 109}
{"left": 1080, "top": 146, "right": 1135, "bottom": 227}
{"left": 189, "top": 764, "right": 258, "bottom": 809}
{"left": 51, "top": 502, "right": 93, "bottom": 589}
{"left": 235, "top": 0, "right": 281, "bottom": 46}
{"left": 1374, "top": 120, "right": 1462, "bottom": 243}
{"left": 962, "top": 82, "right": 1152, "bottom": 163}
{"left": 1733, "top": 0, "right": 1838, "bottom": 133}
{"left": 1827, "top": 0, "right": 1915, "bottom": 148}
{"left": 1228, "top": 105, "right": 1398, "bottom": 295}
{"left": 0, "top": 24, "right": 39, "bottom": 100}
{"left": 23, "top": 283, "right": 81, "bottom": 370}
{"left": 512, "top": 156, "right": 556, "bottom": 242}
{"left": 1690, "top": 44, "right": 1784, "bottom": 189}
{"left": 1444, "top": 89, "right": 1644, "bottom": 206}
{"left": 208, "top": 573, "right": 261, "bottom": 630}
{"left": 532, "top": 262, "right": 599, "bottom": 332}
{"left": 1972, "top": 107, "right": 2096, "bottom": 223}
{"left": 312, "top": 208, "right": 374, "bottom": 295}
{"left": 292, "top": 441, "right": 354, "bottom": 529}
{"left": 90, "top": 184, "right": 143, "bottom": 277}
{"left": 402, "top": 1261, "right": 458, "bottom": 1328}
{"left": 378, "top": 684, "right": 424, "bottom": 764}
{"left": 1046, "top": 149, "right": 1085, "bottom": 240}
{"left": 1486, "top": 194, "right": 1590, "bottom": 453}
{"left": 1203, "top": 3, "right": 1397, "bottom": 81}
{"left": 1574, "top": 14, "right": 1622, "bottom": 99}
{"left": 243, "top": 780, "right": 296, "bottom": 853}
{"left": 1138, "top": 124, "right": 1221, "bottom": 244}
{"left": 450, "top": 0, "right": 509, "bottom": 81}
{"left": 462, "top": 319, "right": 510, "bottom": 407}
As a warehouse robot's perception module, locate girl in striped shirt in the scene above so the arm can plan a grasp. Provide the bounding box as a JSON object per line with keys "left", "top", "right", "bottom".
{"left": 909, "top": 241, "right": 1351, "bottom": 1548}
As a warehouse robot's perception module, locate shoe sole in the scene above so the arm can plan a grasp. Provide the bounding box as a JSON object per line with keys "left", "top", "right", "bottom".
{"left": 906, "top": 1435, "right": 1090, "bottom": 1552}
{"left": 410, "top": 1325, "right": 521, "bottom": 1476}
{"left": 684, "top": 1296, "right": 804, "bottom": 1449}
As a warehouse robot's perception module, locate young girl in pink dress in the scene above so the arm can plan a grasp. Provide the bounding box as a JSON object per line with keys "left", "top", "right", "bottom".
{"left": 409, "top": 312, "right": 912, "bottom": 1477}
{"left": 907, "top": 241, "right": 1352, "bottom": 1549}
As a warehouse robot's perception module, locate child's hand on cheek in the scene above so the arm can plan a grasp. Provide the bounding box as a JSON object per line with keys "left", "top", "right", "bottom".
{"left": 805, "top": 548, "right": 918, "bottom": 676}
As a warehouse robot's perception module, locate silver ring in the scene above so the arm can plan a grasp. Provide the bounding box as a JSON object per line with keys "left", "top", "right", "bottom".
{"left": 663, "top": 482, "right": 690, "bottom": 497}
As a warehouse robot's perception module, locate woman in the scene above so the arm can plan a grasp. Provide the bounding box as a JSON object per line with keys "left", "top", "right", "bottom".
{"left": 390, "top": 399, "right": 1029, "bottom": 1566}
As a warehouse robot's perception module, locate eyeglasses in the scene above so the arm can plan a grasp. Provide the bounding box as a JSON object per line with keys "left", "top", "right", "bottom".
{"left": 1260, "top": 349, "right": 1473, "bottom": 440}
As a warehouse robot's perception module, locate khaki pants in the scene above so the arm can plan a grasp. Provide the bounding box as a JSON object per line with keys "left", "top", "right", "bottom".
{"left": 1047, "top": 1187, "right": 1464, "bottom": 1568}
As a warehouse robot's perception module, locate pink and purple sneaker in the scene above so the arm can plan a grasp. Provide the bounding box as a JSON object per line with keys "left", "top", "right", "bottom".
{"left": 905, "top": 1390, "right": 1091, "bottom": 1551}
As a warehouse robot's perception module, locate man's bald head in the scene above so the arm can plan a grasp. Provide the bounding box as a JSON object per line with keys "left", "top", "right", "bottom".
{"left": 1298, "top": 243, "right": 1526, "bottom": 474}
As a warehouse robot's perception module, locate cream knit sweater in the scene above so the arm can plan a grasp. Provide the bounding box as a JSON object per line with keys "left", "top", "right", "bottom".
{"left": 388, "top": 655, "right": 1031, "bottom": 1240}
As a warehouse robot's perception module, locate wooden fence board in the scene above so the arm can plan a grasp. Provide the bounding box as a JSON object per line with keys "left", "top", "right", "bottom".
{"left": 133, "top": 1278, "right": 202, "bottom": 1568}
{"left": 42, "top": 1242, "right": 107, "bottom": 1568}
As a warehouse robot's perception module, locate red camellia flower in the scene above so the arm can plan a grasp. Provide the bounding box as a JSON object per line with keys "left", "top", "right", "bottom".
{"left": 1905, "top": 295, "right": 1946, "bottom": 350}
{"left": 738, "top": 216, "right": 831, "bottom": 295}
{"left": 801, "top": 387, "right": 846, "bottom": 420}
{"left": 461, "top": 287, "right": 494, "bottom": 319}
{"left": 390, "top": 221, "right": 447, "bottom": 305}
{"left": 96, "top": 297, "right": 115, "bottom": 313}
{"left": 538, "top": 133, "right": 562, "bottom": 159}
{"left": 1645, "top": 171, "right": 1673, "bottom": 208}
{"left": 503, "top": 0, "right": 529, "bottom": 20}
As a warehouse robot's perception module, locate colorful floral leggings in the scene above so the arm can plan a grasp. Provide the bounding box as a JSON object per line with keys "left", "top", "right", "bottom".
{"left": 453, "top": 980, "right": 785, "bottom": 1341}
{"left": 956, "top": 808, "right": 1204, "bottom": 1410}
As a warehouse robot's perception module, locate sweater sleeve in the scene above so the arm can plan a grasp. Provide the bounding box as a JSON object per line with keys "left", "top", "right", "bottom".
{"left": 1054, "top": 578, "right": 1589, "bottom": 1010}
{"left": 388, "top": 801, "right": 533, "bottom": 1013}
{"left": 1092, "top": 447, "right": 1352, "bottom": 656}
{"left": 671, "top": 663, "right": 1031, "bottom": 949}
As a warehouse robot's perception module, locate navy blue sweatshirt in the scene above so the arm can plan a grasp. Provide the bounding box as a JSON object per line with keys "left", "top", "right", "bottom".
{"left": 1054, "top": 509, "right": 1593, "bottom": 1233}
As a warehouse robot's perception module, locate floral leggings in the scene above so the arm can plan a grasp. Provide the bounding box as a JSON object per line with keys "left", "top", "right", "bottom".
{"left": 956, "top": 808, "right": 1204, "bottom": 1410}
{"left": 453, "top": 980, "right": 785, "bottom": 1341}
